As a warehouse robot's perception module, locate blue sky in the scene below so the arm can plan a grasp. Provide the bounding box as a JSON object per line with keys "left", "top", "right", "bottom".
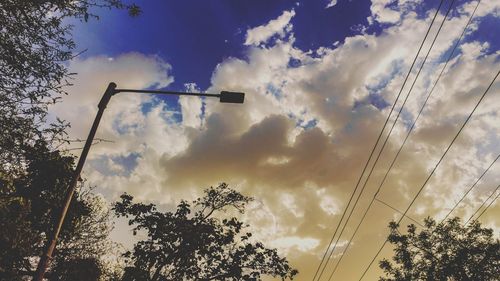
{"left": 72, "top": 0, "right": 427, "bottom": 90}
{"left": 70, "top": 0, "right": 499, "bottom": 105}
{"left": 75, "top": 0, "right": 365, "bottom": 90}
{"left": 70, "top": 0, "right": 498, "bottom": 105}
{"left": 56, "top": 1, "right": 500, "bottom": 280}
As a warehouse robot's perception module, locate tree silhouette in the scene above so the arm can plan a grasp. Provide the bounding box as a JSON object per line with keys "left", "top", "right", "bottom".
{"left": 0, "top": 0, "right": 139, "bottom": 176}
{"left": 113, "top": 183, "right": 298, "bottom": 280}
{"left": 0, "top": 1, "right": 140, "bottom": 278}
{"left": 379, "top": 217, "right": 500, "bottom": 281}
{"left": 0, "top": 140, "right": 115, "bottom": 279}
{"left": 51, "top": 258, "right": 102, "bottom": 281}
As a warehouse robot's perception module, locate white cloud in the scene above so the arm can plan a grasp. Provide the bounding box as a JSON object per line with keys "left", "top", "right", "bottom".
{"left": 271, "top": 236, "right": 320, "bottom": 253}
{"left": 179, "top": 83, "right": 203, "bottom": 128}
{"left": 49, "top": 53, "right": 196, "bottom": 203}
{"left": 369, "top": 0, "right": 424, "bottom": 24}
{"left": 326, "top": 0, "right": 338, "bottom": 9}
{"left": 244, "top": 9, "right": 296, "bottom": 46}
{"left": 370, "top": 0, "right": 402, "bottom": 23}
{"left": 53, "top": 1, "right": 500, "bottom": 279}
{"left": 159, "top": 2, "right": 499, "bottom": 278}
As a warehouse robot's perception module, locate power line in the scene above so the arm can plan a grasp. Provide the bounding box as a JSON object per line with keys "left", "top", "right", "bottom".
{"left": 370, "top": 0, "right": 482, "bottom": 203}
{"left": 465, "top": 183, "right": 500, "bottom": 225}
{"left": 474, "top": 188, "right": 500, "bottom": 220}
{"left": 358, "top": 69, "right": 499, "bottom": 280}
{"left": 322, "top": 0, "right": 465, "bottom": 279}
{"left": 441, "top": 152, "right": 500, "bottom": 222}
{"left": 310, "top": 1, "right": 446, "bottom": 280}
{"left": 324, "top": 0, "right": 483, "bottom": 278}
{"left": 323, "top": 197, "right": 423, "bottom": 281}
{"left": 374, "top": 198, "right": 424, "bottom": 227}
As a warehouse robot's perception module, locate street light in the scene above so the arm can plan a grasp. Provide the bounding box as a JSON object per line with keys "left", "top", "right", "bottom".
{"left": 34, "top": 82, "right": 244, "bottom": 280}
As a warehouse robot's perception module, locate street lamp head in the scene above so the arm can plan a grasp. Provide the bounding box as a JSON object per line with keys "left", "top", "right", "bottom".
{"left": 220, "top": 91, "right": 245, "bottom": 104}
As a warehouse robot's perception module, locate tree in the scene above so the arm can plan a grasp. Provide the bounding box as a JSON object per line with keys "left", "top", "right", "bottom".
{"left": 0, "top": 1, "right": 139, "bottom": 278}
{"left": 0, "top": 0, "right": 139, "bottom": 176}
{"left": 0, "top": 140, "right": 115, "bottom": 280}
{"left": 113, "top": 183, "right": 298, "bottom": 281}
{"left": 51, "top": 258, "right": 102, "bottom": 281}
{"left": 379, "top": 217, "right": 500, "bottom": 281}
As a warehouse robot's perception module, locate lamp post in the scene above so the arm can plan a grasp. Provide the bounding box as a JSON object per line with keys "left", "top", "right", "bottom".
{"left": 34, "top": 82, "right": 244, "bottom": 280}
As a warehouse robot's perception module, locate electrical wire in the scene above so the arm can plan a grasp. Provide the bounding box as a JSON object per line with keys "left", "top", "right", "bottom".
{"left": 310, "top": 1, "right": 447, "bottom": 280}
{"left": 374, "top": 198, "right": 424, "bottom": 227}
{"left": 357, "top": 69, "right": 499, "bottom": 280}
{"left": 441, "top": 152, "right": 500, "bottom": 222}
{"left": 323, "top": 1, "right": 483, "bottom": 278}
{"left": 474, "top": 189, "right": 500, "bottom": 220}
{"left": 321, "top": 0, "right": 466, "bottom": 279}
{"left": 465, "top": 183, "right": 500, "bottom": 225}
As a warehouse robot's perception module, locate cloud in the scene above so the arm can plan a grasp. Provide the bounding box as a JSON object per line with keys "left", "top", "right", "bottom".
{"left": 50, "top": 52, "right": 174, "bottom": 144}
{"left": 369, "top": 0, "right": 426, "bottom": 24}
{"left": 179, "top": 83, "right": 203, "bottom": 128}
{"left": 156, "top": 3, "right": 499, "bottom": 278}
{"left": 244, "top": 9, "right": 296, "bottom": 46}
{"left": 369, "top": 0, "right": 402, "bottom": 24}
{"left": 54, "top": 2, "right": 500, "bottom": 280}
{"left": 270, "top": 236, "right": 320, "bottom": 253}
{"left": 326, "top": 0, "right": 338, "bottom": 9}
{"left": 49, "top": 53, "right": 197, "bottom": 203}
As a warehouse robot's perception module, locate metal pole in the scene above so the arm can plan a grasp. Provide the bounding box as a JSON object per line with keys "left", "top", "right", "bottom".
{"left": 34, "top": 82, "right": 117, "bottom": 280}
{"left": 33, "top": 82, "right": 243, "bottom": 279}
{"left": 117, "top": 88, "right": 220, "bottom": 98}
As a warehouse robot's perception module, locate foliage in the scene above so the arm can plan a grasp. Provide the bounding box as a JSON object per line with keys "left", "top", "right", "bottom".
{"left": 379, "top": 217, "right": 500, "bottom": 281}
{"left": 0, "top": 0, "right": 140, "bottom": 279}
{"left": 52, "top": 258, "right": 102, "bottom": 281}
{"left": 0, "top": 140, "right": 114, "bottom": 280}
{"left": 113, "top": 183, "right": 298, "bottom": 281}
{"left": 0, "top": 0, "right": 139, "bottom": 176}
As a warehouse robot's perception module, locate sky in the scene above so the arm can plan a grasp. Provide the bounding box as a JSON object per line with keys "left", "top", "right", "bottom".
{"left": 50, "top": 0, "right": 499, "bottom": 280}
